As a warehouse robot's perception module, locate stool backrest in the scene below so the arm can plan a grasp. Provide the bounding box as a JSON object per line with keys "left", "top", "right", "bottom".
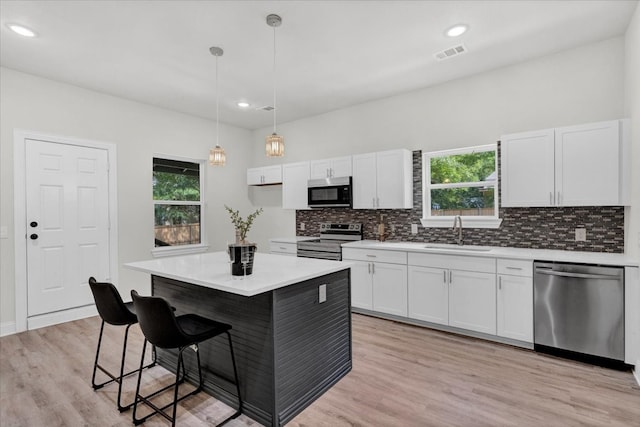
{"left": 89, "top": 277, "right": 137, "bottom": 326}
{"left": 131, "top": 290, "right": 185, "bottom": 349}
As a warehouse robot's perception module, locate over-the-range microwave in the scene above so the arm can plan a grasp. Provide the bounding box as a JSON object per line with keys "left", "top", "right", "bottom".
{"left": 307, "top": 176, "right": 352, "bottom": 208}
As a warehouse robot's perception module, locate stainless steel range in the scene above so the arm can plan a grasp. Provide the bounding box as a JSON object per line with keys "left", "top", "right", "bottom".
{"left": 297, "top": 223, "right": 363, "bottom": 260}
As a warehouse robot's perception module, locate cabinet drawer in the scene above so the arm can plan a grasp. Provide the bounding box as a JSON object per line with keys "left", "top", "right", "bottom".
{"left": 408, "top": 252, "right": 495, "bottom": 274}
{"left": 497, "top": 259, "right": 532, "bottom": 277}
{"left": 269, "top": 242, "right": 297, "bottom": 255}
{"left": 342, "top": 248, "right": 407, "bottom": 265}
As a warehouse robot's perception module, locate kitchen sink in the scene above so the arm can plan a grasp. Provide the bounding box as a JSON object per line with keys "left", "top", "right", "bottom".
{"left": 423, "top": 244, "right": 493, "bottom": 252}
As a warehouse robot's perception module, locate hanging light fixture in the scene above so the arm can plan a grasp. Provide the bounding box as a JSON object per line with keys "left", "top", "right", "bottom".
{"left": 209, "top": 46, "right": 226, "bottom": 166}
{"left": 265, "top": 14, "right": 284, "bottom": 157}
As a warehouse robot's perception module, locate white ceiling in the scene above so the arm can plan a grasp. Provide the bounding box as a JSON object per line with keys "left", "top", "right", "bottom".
{"left": 1, "top": 1, "right": 637, "bottom": 130}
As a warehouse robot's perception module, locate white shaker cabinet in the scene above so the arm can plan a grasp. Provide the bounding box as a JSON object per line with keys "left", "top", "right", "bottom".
{"left": 343, "top": 248, "right": 408, "bottom": 316}
{"left": 501, "top": 120, "right": 629, "bottom": 207}
{"left": 408, "top": 253, "right": 496, "bottom": 335}
{"left": 282, "top": 161, "right": 310, "bottom": 210}
{"left": 269, "top": 241, "right": 297, "bottom": 256}
{"left": 496, "top": 259, "right": 533, "bottom": 342}
{"left": 309, "top": 156, "right": 352, "bottom": 179}
{"left": 352, "top": 149, "right": 413, "bottom": 209}
{"left": 247, "top": 165, "right": 282, "bottom": 186}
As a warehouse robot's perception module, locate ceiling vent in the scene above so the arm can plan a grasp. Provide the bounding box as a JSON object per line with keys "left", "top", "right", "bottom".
{"left": 434, "top": 44, "right": 467, "bottom": 61}
{"left": 257, "top": 105, "right": 274, "bottom": 111}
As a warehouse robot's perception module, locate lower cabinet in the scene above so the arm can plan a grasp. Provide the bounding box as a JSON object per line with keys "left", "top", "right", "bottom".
{"left": 407, "top": 253, "right": 497, "bottom": 335}
{"left": 343, "top": 248, "right": 408, "bottom": 316}
{"left": 269, "top": 240, "right": 297, "bottom": 256}
{"left": 496, "top": 259, "right": 533, "bottom": 342}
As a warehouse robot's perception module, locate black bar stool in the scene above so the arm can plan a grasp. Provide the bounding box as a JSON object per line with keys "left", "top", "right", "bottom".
{"left": 88, "top": 277, "right": 156, "bottom": 412}
{"left": 130, "top": 290, "right": 242, "bottom": 427}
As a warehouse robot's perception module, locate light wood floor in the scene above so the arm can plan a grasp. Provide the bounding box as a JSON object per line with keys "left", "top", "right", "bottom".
{"left": 1, "top": 314, "right": 638, "bottom": 426}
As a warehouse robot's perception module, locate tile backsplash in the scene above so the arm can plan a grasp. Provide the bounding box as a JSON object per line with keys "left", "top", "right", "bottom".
{"left": 296, "top": 150, "right": 625, "bottom": 253}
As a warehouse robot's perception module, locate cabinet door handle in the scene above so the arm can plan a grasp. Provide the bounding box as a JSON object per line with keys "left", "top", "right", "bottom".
{"left": 372, "top": 263, "right": 375, "bottom": 274}
{"left": 549, "top": 192, "right": 553, "bottom": 205}
{"left": 505, "top": 266, "right": 522, "bottom": 271}
{"left": 557, "top": 191, "right": 561, "bottom": 205}
{"left": 372, "top": 198, "right": 376, "bottom": 208}
{"left": 449, "top": 270, "right": 452, "bottom": 283}
{"left": 443, "top": 270, "right": 447, "bottom": 284}
{"left": 376, "top": 197, "right": 380, "bottom": 207}
{"left": 366, "top": 254, "right": 377, "bottom": 258}
{"left": 368, "top": 263, "right": 371, "bottom": 274}
{"left": 499, "top": 276, "right": 502, "bottom": 290}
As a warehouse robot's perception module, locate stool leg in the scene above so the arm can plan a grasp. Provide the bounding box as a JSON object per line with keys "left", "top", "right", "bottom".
{"left": 216, "top": 331, "right": 243, "bottom": 427}
{"left": 91, "top": 320, "right": 106, "bottom": 389}
{"left": 116, "top": 324, "right": 133, "bottom": 412}
{"left": 132, "top": 338, "right": 148, "bottom": 426}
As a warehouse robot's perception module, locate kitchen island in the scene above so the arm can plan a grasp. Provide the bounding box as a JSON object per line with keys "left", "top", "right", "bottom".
{"left": 125, "top": 251, "right": 352, "bottom": 427}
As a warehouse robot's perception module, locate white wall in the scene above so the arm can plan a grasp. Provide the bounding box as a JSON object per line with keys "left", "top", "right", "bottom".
{"left": 248, "top": 37, "right": 627, "bottom": 250}
{"left": 625, "top": 4, "right": 640, "bottom": 262}
{"left": 0, "top": 67, "right": 254, "bottom": 326}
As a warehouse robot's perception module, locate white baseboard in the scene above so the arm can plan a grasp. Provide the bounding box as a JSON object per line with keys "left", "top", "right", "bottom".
{"left": 27, "top": 305, "right": 98, "bottom": 331}
{"left": 634, "top": 359, "right": 640, "bottom": 387}
{"left": 0, "top": 321, "right": 17, "bottom": 337}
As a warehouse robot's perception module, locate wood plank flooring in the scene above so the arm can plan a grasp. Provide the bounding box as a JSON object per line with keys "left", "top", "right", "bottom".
{"left": 1, "top": 313, "right": 638, "bottom": 426}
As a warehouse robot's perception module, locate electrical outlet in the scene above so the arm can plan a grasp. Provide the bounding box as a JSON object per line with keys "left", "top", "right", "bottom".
{"left": 575, "top": 228, "right": 587, "bottom": 242}
{"left": 411, "top": 224, "right": 418, "bottom": 235}
{"left": 300, "top": 222, "right": 305, "bottom": 231}
{"left": 318, "top": 284, "right": 327, "bottom": 303}
{"left": 390, "top": 224, "right": 395, "bottom": 233}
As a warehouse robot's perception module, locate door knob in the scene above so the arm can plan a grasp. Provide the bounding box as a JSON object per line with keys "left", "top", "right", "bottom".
{"left": 30, "top": 221, "right": 38, "bottom": 228}
{"left": 30, "top": 233, "right": 38, "bottom": 240}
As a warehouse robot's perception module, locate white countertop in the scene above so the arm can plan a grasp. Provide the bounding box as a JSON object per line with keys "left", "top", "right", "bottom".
{"left": 269, "top": 236, "right": 318, "bottom": 244}
{"left": 124, "top": 251, "right": 351, "bottom": 297}
{"left": 342, "top": 240, "right": 639, "bottom": 267}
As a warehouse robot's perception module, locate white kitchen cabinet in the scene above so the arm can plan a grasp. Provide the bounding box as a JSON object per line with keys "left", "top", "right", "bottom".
{"left": 309, "top": 156, "right": 352, "bottom": 179}
{"left": 269, "top": 241, "right": 297, "bottom": 256}
{"left": 247, "top": 165, "right": 282, "bottom": 186}
{"left": 352, "top": 149, "right": 412, "bottom": 209}
{"left": 282, "top": 161, "right": 310, "bottom": 210}
{"left": 407, "top": 252, "right": 496, "bottom": 335}
{"left": 496, "top": 259, "right": 533, "bottom": 342}
{"left": 501, "top": 120, "right": 630, "bottom": 207}
{"left": 407, "top": 265, "right": 448, "bottom": 325}
{"left": 343, "top": 248, "right": 408, "bottom": 316}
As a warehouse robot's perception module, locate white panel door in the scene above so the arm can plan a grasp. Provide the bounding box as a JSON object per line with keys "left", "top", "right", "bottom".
{"left": 408, "top": 265, "right": 449, "bottom": 325}
{"left": 309, "top": 159, "right": 332, "bottom": 179}
{"left": 352, "top": 153, "right": 377, "bottom": 209}
{"left": 329, "top": 156, "right": 352, "bottom": 178}
{"left": 26, "top": 139, "right": 110, "bottom": 316}
{"left": 555, "top": 120, "right": 619, "bottom": 206}
{"left": 500, "top": 129, "right": 555, "bottom": 207}
{"left": 349, "top": 260, "right": 373, "bottom": 310}
{"left": 372, "top": 262, "right": 407, "bottom": 316}
{"left": 448, "top": 270, "right": 496, "bottom": 335}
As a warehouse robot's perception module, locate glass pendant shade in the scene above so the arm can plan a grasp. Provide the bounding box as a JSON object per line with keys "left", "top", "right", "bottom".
{"left": 265, "top": 133, "right": 284, "bottom": 157}
{"left": 209, "top": 144, "right": 226, "bottom": 166}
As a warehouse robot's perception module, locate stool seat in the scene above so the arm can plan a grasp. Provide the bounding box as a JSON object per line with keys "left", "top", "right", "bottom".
{"left": 131, "top": 290, "right": 242, "bottom": 427}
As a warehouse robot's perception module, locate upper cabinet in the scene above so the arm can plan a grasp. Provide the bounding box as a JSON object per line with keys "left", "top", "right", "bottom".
{"left": 352, "top": 149, "right": 413, "bottom": 209}
{"left": 501, "top": 120, "right": 630, "bottom": 207}
{"left": 247, "top": 165, "right": 282, "bottom": 186}
{"left": 309, "top": 156, "right": 352, "bottom": 179}
{"left": 282, "top": 161, "right": 310, "bottom": 210}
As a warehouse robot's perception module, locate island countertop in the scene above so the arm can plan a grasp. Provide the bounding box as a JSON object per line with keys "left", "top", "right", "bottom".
{"left": 124, "top": 251, "right": 351, "bottom": 297}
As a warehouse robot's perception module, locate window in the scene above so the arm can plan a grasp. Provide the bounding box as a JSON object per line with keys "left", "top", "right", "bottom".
{"left": 421, "top": 144, "right": 501, "bottom": 228}
{"left": 152, "top": 156, "right": 207, "bottom": 256}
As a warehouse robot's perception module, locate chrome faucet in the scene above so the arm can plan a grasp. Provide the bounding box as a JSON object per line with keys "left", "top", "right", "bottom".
{"left": 452, "top": 215, "right": 463, "bottom": 245}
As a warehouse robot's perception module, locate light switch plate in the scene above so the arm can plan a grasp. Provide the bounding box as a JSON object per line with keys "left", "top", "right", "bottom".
{"left": 575, "top": 228, "right": 587, "bottom": 242}
{"left": 0, "top": 226, "right": 7, "bottom": 239}
{"left": 411, "top": 224, "right": 418, "bottom": 235}
{"left": 300, "top": 222, "right": 305, "bottom": 231}
{"left": 318, "top": 284, "right": 327, "bottom": 303}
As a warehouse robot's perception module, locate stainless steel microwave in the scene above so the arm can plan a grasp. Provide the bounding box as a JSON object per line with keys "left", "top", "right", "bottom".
{"left": 307, "top": 176, "right": 352, "bottom": 208}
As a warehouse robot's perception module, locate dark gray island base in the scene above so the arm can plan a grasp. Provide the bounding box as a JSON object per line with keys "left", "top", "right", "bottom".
{"left": 151, "top": 269, "right": 351, "bottom": 426}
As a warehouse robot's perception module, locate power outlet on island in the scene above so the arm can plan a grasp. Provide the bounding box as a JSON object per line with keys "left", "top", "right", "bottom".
{"left": 575, "top": 228, "right": 587, "bottom": 242}
{"left": 318, "top": 284, "right": 327, "bottom": 304}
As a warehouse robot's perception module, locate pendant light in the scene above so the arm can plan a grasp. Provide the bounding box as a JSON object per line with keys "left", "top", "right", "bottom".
{"left": 265, "top": 14, "right": 284, "bottom": 157}
{"left": 209, "top": 46, "right": 226, "bottom": 166}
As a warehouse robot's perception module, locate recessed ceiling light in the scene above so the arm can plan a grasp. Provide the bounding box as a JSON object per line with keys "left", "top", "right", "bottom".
{"left": 8, "top": 24, "right": 37, "bottom": 38}
{"left": 446, "top": 24, "right": 468, "bottom": 38}
{"left": 237, "top": 102, "right": 250, "bottom": 108}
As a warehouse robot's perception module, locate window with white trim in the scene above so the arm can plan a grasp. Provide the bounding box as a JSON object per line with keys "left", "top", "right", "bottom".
{"left": 421, "top": 144, "right": 501, "bottom": 228}
{"left": 152, "top": 156, "right": 207, "bottom": 254}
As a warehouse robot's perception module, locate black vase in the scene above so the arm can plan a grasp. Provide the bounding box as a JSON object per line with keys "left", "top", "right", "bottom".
{"left": 227, "top": 243, "right": 257, "bottom": 276}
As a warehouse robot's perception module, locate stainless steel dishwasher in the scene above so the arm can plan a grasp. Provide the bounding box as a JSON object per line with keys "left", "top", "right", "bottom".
{"left": 534, "top": 262, "right": 624, "bottom": 362}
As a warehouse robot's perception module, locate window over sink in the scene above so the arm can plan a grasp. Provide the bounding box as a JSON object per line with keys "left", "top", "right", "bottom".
{"left": 152, "top": 156, "right": 208, "bottom": 257}
{"left": 421, "top": 144, "right": 502, "bottom": 228}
